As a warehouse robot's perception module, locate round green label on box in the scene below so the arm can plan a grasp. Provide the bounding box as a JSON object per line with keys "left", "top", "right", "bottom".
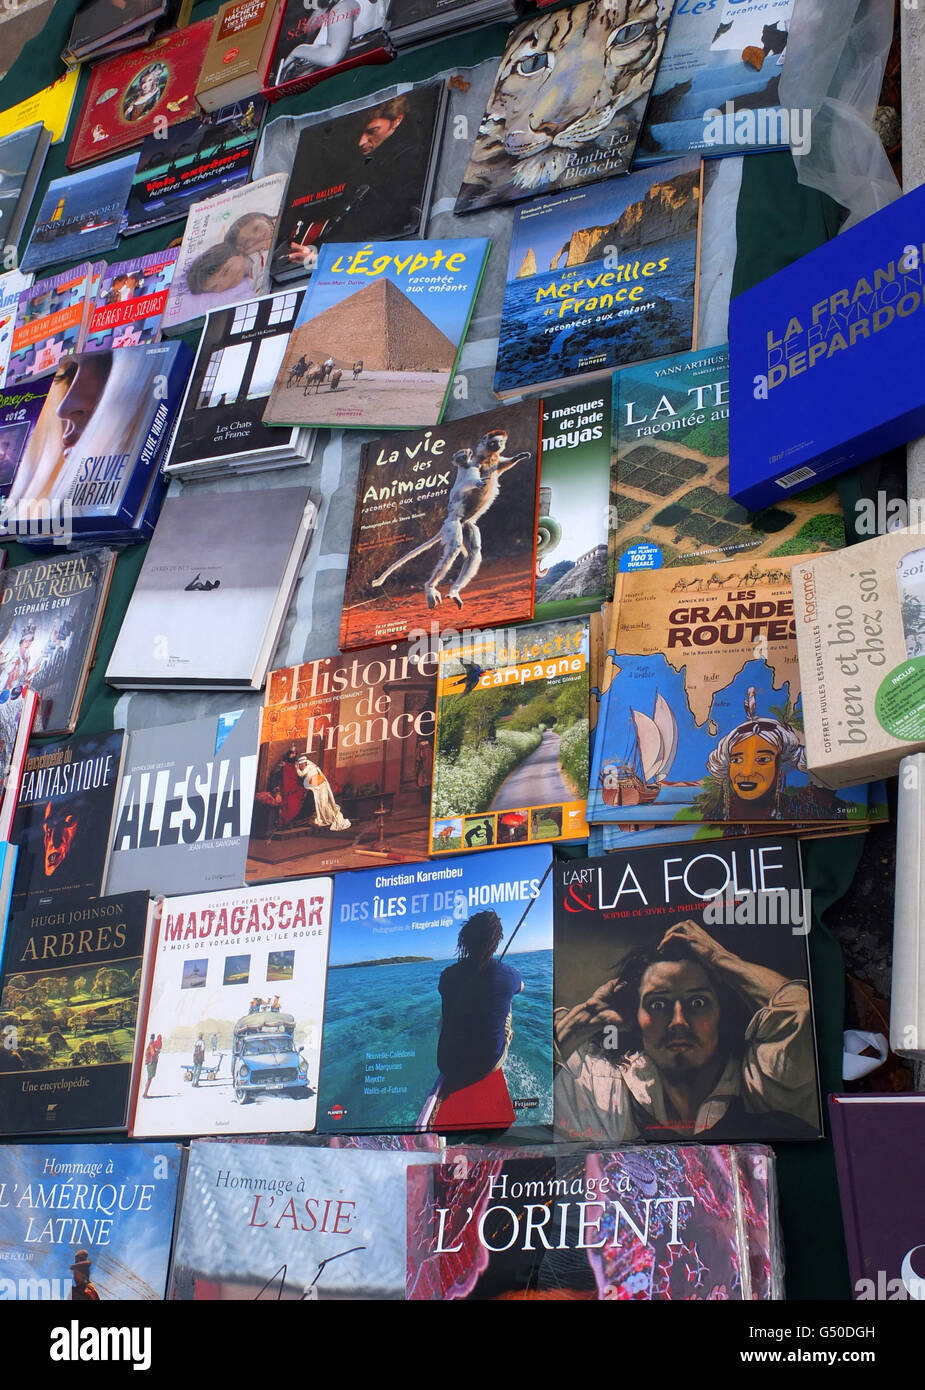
{"left": 875, "top": 656, "right": 925, "bottom": 741}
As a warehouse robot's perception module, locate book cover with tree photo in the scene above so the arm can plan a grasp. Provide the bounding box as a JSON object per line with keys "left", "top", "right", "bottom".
{"left": 430, "top": 618, "right": 589, "bottom": 855}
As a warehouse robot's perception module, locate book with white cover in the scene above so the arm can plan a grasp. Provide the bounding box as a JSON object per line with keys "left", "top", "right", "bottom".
{"left": 105, "top": 486, "right": 316, "bottom": 690}
{"left": 130, "top": 876, "right": 332, "bottom": 1137}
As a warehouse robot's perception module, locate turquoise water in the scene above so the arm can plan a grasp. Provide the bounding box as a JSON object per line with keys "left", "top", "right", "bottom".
{"left": 317, "top": 949, "right": 552, "bottom": 1132}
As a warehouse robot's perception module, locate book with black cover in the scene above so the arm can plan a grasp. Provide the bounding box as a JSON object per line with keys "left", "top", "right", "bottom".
{"left": 104, "top": 707, "right": 259, "bottom": 899}
{"left": 165, "top": 289, "right": 313, "bottom": 473}
{"left": 269, "top": 81, "right": 447, "bottom": 284}
{"left": 0, "top": 552, "right": 116, "bottom": 737}
{"left": 11, "top": 730, "right": 126, "bottom": 911}
{"left": 124, "top": 97, "right": 266, "bottom": 234}
{"left": 830, "top": 1094, "right": 925, "bottom": 1300}
{"left": 0, "top": 889, "right": 156, "bottom": 1135}
{"left": 553, "top": 841, "right": 823, "bottom": 1144}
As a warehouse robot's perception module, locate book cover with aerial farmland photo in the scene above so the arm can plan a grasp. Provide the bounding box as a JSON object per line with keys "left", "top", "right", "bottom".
{"left": 430, "top": 617, "right": 590, "bottom": 854}
{"left": 340, "top": 401, "right": 542, "bottom": 650}
{"left": 495, "top": 157, "right": 701, "bottom": 399}
{"left": 263, "top": 238, "right": 490, "bottom": 430}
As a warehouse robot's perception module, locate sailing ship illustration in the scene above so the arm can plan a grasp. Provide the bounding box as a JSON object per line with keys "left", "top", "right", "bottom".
{"left": 599, "top": 691, "right": 678, "bottom": 807}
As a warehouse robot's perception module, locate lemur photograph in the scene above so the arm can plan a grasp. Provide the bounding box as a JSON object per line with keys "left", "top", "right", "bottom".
{"left": 340, "top": 401, "right": 542, "bottom": 649}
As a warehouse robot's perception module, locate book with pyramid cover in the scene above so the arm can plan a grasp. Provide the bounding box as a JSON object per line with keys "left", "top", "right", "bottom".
{"left": 587, "top": 555, "right": 871, "bottom": 827}
{"left": 262, "top": 238, "right": 490, "bottom": 431}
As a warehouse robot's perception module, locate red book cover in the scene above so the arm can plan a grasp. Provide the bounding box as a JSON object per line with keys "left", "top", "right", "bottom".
{"left": 66, "top": 19, "right": 216, "bottom": 169}
{"left": 340, "top": 402, "right": 542, "bottom": 651}
{"left": 262, "top": 0, "right": 392, "bottom": 102}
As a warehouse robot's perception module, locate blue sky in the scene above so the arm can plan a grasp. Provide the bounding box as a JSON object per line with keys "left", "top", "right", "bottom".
{"left": 330, "top": 845, "right": 554, "bottom": 965}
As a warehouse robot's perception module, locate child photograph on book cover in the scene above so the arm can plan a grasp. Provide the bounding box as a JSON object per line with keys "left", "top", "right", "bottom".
{"left": 553, "top": 842, "right": 822, "bottom": 1145}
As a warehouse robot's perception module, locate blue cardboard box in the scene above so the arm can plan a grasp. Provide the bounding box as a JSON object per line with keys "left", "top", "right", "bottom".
{"left": 729, "top": 183, "right": 925, "bottom": 510}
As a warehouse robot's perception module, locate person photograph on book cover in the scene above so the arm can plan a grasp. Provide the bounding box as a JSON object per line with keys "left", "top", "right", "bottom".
{"left": 272, "top": 93, "right": 431, "bottom": 279}
{"left": 7, "top": 350, "right": 164, "bottom": 509}
{"left": 13, "top": 766, "right": 121, "bottom": 902}
{"left": 121, "top": 61, "right": 170, "bottom": 122}
{"left": 554, "top": 914, "right": 820, "bottom": 1144}
{"left": 272, "top": 0, "right": 387, "bottom": 88}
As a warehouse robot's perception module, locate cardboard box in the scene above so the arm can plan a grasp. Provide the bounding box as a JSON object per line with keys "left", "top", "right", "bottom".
{"left": 729, "top": 183, "right": 925, "bottom": 510}
{"left": 792, "top": 530, "right": 925, "bottom": 786}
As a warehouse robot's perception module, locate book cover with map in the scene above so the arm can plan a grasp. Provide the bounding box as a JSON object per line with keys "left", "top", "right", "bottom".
{"left": 430, "top": 617, "right": 590, "bottom": 854}
{"left": 340, "top": 401, "right": 541, "bottom": 650}
{"left": 407, "top": 1146, "right": 780, "bottom": 1299}
{"left": 609, "top": 345, "right": 844, "bottom": 581}
{"left": 317, "top": 845, "right": 553, "bottom": 1134}
{"left": 169, "top": 1140, "right": 434, "bottom": 1299}
{"left": 494, "top": 158, "right": 701, "bottom": 399}
{"left": 0, "top": 890, "right": 155, "bottom": 1135}
{"left": 588, "top": 555, "right": 871, "bottom": 825}
{"left": 0, "top": 1142, "right": 182, "bottom": 1299}
{"left": 534, "top": 381, "right": 611, "bottom": 621}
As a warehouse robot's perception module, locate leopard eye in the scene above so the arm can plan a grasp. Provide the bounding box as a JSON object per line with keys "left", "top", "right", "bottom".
{"left": 610, "top": 20, "right": 650, "bottom": 45}
{"left": 514, "top": 51, "right": 553, "bottom": 76}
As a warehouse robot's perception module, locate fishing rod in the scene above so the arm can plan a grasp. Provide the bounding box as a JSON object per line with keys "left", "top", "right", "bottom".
{"left": 499, "top": 859, "right": 554, "bottom": 960}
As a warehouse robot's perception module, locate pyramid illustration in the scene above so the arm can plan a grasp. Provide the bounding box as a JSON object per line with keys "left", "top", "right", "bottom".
{"left": 289, "top": 277, "right": 458, "bottom": 372}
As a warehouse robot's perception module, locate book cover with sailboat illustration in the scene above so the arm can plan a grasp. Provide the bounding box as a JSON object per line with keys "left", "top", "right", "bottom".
{"left": 316, "top": 845, "right": 553, "bottom": 1134}
{"left": 430, "top": 617, "right": 590, "bottom": 853}
{"left": 587, "top": 556, "right": 871, "bottom": 825}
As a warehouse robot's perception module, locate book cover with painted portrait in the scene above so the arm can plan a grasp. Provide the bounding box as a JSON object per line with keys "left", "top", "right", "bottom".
{"left": 455, "top": 0, "right": 673, "bottom": 213}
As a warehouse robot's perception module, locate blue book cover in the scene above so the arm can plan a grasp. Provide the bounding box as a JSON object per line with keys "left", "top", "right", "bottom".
{"left": 263, "top": 237, "right": 491, "bottom": 431}
{"left": 730, "top": 181, "right": 925, "bottom": 509}
{"left": 5, "top": 263, "right": 99, "bottom": 389}
{"left": 0, "top": 1142, "right": 182, "bottom": 1299}
{"left": 318, "top": 846, "right": 554, "bottom": 1134}
{"left": 494, "top": 159, "right": 701, "bottom": 399}
{"left": 169, "top": 1141, "right": 432, "bottom": 1300}
{"left": 124, "top": 97, "right": 266, "bottom": 234}
{"left": 588, "top": 555, "right": 870, "bottom": 826}
{"left": 0, "top": 270, "right": 33, "bottom": 388}
{"left": 0, "top": 124, "right": 49, "bottom": 256}
{"left": 0, "top": 380, "right": 53, "bottom": 499}
{"left": 21, "top": 155, "right": 139, "bottom": 275}
{"left": 636, "top": 0, "right": 794, "bottom": 165}
{"left": 84, "top": 249, "right": 180, "bottom": 353}
{"left": 8, "top": 339, "right": 192, "bottom": 536}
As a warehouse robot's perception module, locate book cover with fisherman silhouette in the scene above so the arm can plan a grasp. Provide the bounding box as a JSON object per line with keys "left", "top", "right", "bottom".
{"left": 588, "top": 555, "right": 871, "bottom": 826}
{"left": 0, "top": 1141, "right": 182, "bottom": 1299}
{"left": 430, "top": 617, "right": 590, "bottom": 855}
{"left": 316, "top": 844, "right": 553, "bottom": 1134}
{"left": 340, "top": 400, "right": 542, "bottom": 651}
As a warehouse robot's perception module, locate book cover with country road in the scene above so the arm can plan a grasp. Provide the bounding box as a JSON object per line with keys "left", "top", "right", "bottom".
{"left": 430, "top": 617, "right": 589, "bottom": 854}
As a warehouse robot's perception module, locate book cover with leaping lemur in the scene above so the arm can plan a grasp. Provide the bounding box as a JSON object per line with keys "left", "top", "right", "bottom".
{"left": 339, "top": 402, "right": 543, "bottom": 651}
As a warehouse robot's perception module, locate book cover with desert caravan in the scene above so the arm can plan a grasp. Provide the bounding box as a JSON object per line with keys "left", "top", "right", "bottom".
{"left": 262, "top": 238, "right": 490, "bottom": 431}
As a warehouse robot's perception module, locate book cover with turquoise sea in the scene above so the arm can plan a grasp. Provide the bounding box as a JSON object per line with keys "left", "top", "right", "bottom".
{"left": 317, "top": 846, "right": 554, "bottom": 1134}
{"left": 494, "top": 158, "right": 701, "bottom": 399}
